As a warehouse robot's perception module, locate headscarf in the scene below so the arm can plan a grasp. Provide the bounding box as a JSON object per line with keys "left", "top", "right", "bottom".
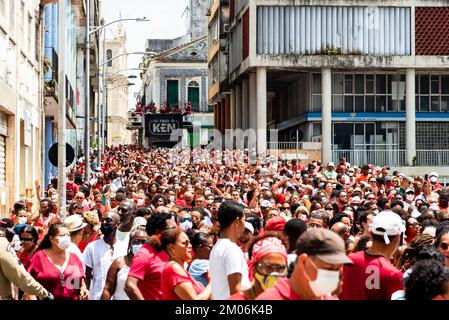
{"left": 251, "top": 236, "right": 288, "bottom": 264}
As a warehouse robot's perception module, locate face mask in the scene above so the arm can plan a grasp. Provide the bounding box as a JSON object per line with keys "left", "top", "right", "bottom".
{"left": 307, "top": 259, "right": 340, "bottom": 297}
{"left": 254, "top": 271, "right": 284, "bottom": 291}
{"left": 137, "top": 199, "right": 145, "bottom": 206}
{"left": 321, "top": 197, "right": 327, "bottom": 203}
{"left": 89, "top": 178, "right": 97, "bottom": 186}
{"left": 372, "top": 209, "right": 379, "bottom": 215}
{"left": 56, "top": 235, "right": 71, "bottom": 250}
{"left": 169, "top": 195, "right": 175, "bottom": 203}
{"left": 430, "top": 177, "right": 438, "bottom": 183}
{"left": 406, "top": 194, "right": 414, "bottom": 201}
{"left": 101, "top": 222, "right": 116, "bottom": 237}
{"left": 318, "top": 182, "right": 324, "bottom": 189}
{"left": 18, "top": 217, "right": 27, "bottom": 225}
{"left": 180, "top": 220, "right": 193, "bottom": 232}
{"left": 131, "top": 244, "right": 143, "bottom": 255}
{"left": 348, "top": 172, "right": 354, "bottom": 177}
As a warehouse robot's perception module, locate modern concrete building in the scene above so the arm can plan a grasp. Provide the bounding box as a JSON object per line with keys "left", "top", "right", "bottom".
{"left": 104, "top": 22, "right": 132, "bottom": 146}
{"left": 214, "top": 0, "right": 449, "bottom": 177}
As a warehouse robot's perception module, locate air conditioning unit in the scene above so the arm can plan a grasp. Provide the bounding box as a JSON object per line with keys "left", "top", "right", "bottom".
{"left": 311, "top": 135, "right": 322, "bottom": 142}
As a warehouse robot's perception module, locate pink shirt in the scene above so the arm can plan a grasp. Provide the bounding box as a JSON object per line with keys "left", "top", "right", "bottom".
{"left": 128, "top": 243, "right": 169, "bottom": 300}
{"left": 161, "top": 261, "right": 204, "bottom": 300}
{"left": 27, "top": 250, "right": 85, "bottom": 300}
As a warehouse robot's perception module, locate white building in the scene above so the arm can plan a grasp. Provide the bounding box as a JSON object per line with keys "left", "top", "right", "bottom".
{"left": 104, "top": 23, "right": 132, "bottom": 146}
{"left": 0, "top": 0, "right": 43, "bottom": 213}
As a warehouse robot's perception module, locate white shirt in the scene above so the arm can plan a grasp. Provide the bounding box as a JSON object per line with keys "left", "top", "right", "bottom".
{"left": 209, "top": 238, "right": 250, "bottom": 300}
{"left": 83, "top": 238, "right": 128, "bottom": 300}
{"left": 68, "top": 242, "right": 85, "bottom": 270}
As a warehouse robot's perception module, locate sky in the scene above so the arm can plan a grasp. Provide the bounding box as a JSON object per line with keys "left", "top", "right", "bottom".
{"left": 101, "top": 0, "right": 189, "bottom": 108}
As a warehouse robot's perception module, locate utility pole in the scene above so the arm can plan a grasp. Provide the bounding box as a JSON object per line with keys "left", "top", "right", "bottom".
{"left": 57, "top": 0, "right": 67, "bottom": 218}
{"left": 84, "top": 0, "right": 91, "bottom": 182}
{"left": 101, "top": 26, "right": 106, "bottom": 156}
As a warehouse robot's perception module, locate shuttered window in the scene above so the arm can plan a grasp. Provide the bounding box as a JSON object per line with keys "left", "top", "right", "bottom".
{"left": 0, "top": 135, "right": 6, "bottom": 187}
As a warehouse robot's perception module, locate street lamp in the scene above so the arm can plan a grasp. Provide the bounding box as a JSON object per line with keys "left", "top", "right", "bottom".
{"left": 85, "top": 0, "right": 149, "bottom": 182}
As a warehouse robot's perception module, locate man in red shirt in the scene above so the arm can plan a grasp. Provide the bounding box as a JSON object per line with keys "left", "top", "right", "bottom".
{"left": 125, "top": 213, "right": 173, "bottom": 300}
{"left": 341, "top": 210, "right": 405, "bottom": 300}
{"left": 256, "top": 228, "right": 353, "bottom": 300}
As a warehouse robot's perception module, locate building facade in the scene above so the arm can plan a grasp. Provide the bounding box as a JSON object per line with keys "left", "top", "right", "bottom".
{"left": 0, "top": 0, "right": 44, "bottom": 213}
{"left": 104, "top": 23, "right": 132, "bottom": 146}
{"left": 135, "top": 0, "right": 213, "bottom": 147}
{"left": 214, "top": 0, "right": 449, "bottom": 176}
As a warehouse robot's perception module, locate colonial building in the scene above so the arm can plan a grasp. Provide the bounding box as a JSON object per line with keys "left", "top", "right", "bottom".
{"left": 214, "top": 0, "right": 449, "bottom": 177}
{"left": 104, "top": 23, "right": 132, "bottom": 146}
{"left": 135, "top": 0, "right": 213, "bottom": 147}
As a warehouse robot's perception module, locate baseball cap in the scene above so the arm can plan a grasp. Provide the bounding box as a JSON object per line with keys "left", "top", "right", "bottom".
{"left": 244, "top": 221, "right": 255, "bottom": 234}
{"left": 64, "top": 215, "right": 87, "bottom": 233}
{"left": 260, "top": 185, "right": 270, "bottom": 191}
{"left": 296, "top": 228, "right": 353, "bottom": 265}
{"left": 369, "top": 210, "right": 406, "bottom": 245}
{"left": 430, "top": 172, "right": 439, "bottom": 178}
{"left": 260, "top": 200, "right": 272, "bottom": 208}
{"left": 351, "top": 196, "right": 361, "bottom": 205}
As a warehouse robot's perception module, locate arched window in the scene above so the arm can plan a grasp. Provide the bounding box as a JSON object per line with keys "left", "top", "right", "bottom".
{"left": 106, "top": 49, "right": 112, "bottom": 67}
{"left": 187, "top": 80, "right": 200, "bottom": 112}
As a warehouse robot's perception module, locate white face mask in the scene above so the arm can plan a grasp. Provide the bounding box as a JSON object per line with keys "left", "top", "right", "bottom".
{"left": 169, "top": 195, "right": 175, "bottom": 203}
{"left": 18, "top": 216, "right": 28, "bottom": 225}
{"left": 137, "top": 199, "right": 145, "bottom": 206}
{"left": 321, "top": 197, "right": 327, "bottom": 203}
{"left": 430, "top": 177, "right": 438, "bottom": 183}
{"left": 406, "top": 194, "right": 414, "bottom": 201}
{"left": 307, "top": 259, "right": 340, "bottom": 297}
{"left": 348, "top": 172, "right": 354, "bottom": 177}
{"left": 56, "top": 235, "right": 71, "bottom": 250}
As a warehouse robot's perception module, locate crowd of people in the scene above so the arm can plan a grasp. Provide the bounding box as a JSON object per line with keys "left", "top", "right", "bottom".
{"left": 1, "top": 144, "right": 449, "bottom": 300}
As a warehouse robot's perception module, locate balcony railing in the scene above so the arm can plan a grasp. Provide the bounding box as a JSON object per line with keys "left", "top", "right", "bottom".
{"left": 333, "top": 150, "right": 449, "bottom": 167}
{"left": 416, "top": 150, "right": 449, "bottom": 166}
{"left": 332, "top": 149, "right": 406, "bottom": 166}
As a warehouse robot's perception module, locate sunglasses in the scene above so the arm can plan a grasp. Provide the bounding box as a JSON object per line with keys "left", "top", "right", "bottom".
{"left": 131, "top": 239, "right": 147, "bottom": 246}
{"left": 255, "top": 263, "right": 288, "bottom": 275}
{"left": 20, "top": 238, "right": 34, "bottom": 243}
{"left": 180, "top": 217, "right": 192, "bottom": 223}
{"left": 441, "top": 242, "right": 449, "bottom": 251}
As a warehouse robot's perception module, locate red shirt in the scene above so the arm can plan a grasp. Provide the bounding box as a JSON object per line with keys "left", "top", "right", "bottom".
{"left": 128, "top": 243, "right": 169, "bottom": 300}
{"left": 228, "top": 292, "right": 249, "bottom": 300}
{"left": 256, "top": 278, "right": 302, "bottom": 300}
{"left": 341, "top": 251, "right": 403, "bottom": 300}
{"left": 256, "top": 278, "right": 338, "bottom": 300}
{"left": 161, "top": 261, "right": 204, "bottom": 300}
{"left": 78, "top": 233, "right": 98, "bottom": 253}
{"left": 27, "top": 250, "right": 85, "bottom": 300}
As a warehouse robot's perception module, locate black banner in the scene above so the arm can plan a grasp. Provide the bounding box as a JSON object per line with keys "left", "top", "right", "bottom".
{"left": 144, "top": 113, "right": 183, "bottom": 137}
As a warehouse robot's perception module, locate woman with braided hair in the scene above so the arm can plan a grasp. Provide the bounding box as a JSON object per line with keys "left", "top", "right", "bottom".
{"left": 396, "top": 234, "right": 434, "bottom": 273}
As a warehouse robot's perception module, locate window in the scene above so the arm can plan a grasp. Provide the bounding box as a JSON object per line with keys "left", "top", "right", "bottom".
{"left": 331, "top": 72, "right": 405, "bottom": 112}
{"left": 35, "top": 23, "right": 39, "bottom": 61}
{"left": 0, "top": 30, "right": 6, "bottom": 79}
{"left": 8, "top": 0, "right": 14, "bottom": 34}
{"left": 187, "top": 80, "right": 200, "bottom": 112}
{"left": 416, "top": 74, "right": 449, "bottom": 112}
{"left": 311, "top": 73, "right": 322, "bottom": 112}
{"left": 19, "top": 1, "right": 24, "bottom": 48}
{"left": 0, "top": 0, "right": 5, "bottom": 18}
{"left": 106, "top": 49, "right": 112, "bottom": 67}
{"left": 28, "top": 14, "right": 32, "bottom": 56}
{"left": 208, "top": 18, "right": 219, "bottom": 48}
{"left": 166, "top": 79, "right": 179, "bottom": 106}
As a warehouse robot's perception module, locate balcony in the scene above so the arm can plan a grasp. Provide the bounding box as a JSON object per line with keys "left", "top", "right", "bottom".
{"left": 332, "top": 150, "right": 449, "bottom": 167}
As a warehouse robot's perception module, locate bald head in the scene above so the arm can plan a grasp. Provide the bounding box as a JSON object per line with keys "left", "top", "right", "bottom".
{"left": 331, "top": 222, "right": 349, "bottom": 239}
{"left": 105, "top": 211, "right": 121, "bottom": 224}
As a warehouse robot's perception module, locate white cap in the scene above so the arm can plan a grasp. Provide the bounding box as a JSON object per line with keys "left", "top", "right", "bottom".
{"left": 430, "top": 172, "right": 439, "bottom": 178}
{"left": 260, "top": 199, "right": 272, "bottom": 208}
{"left": 260, "top": 185, "right": 270, "bottom": 191}
{"left": 133, "top": 217, "right": 147, "bottom": 228}
{"left": 369, "top": 210, "right": 406, "bottom": 245}
{"left": 244, "top": 221, "right": 254, "bottom": 234}
{"left": 328, "top": 162, "right": 335, "bottom": 167}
